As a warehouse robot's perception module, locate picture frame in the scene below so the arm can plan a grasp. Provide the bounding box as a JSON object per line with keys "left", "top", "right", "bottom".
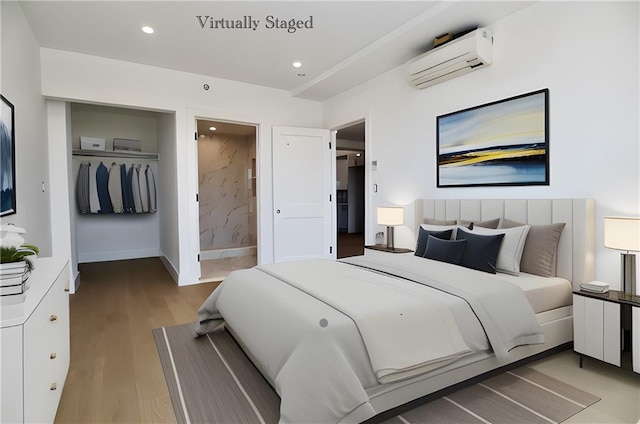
{"left": 436, "top": 88, "right": 549, "bottom": 188}
{"left": 1, "top": 94, "right": 16, "bottom": 216}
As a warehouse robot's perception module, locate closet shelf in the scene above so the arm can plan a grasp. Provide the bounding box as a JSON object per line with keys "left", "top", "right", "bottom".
{"left": 72, "top": 149, "right": 159, "bottom": 160}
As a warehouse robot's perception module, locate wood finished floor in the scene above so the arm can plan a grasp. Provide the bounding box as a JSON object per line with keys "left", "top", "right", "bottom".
{"left": 337, "top": 232, "right": 364, "bottom": 259}
{"left": 55, "top": 258, "right": 219, "bottom": 424}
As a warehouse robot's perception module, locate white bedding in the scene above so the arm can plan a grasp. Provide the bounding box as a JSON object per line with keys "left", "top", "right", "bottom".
{"left": 493, "top": 272, "right": 572, "bottom": 313}
{"left": 258, "top": 260, "right": 474, "bottom": 384}
{"left": 196, "top": 254, "right": 552, "bottom": 424}
{"left": 386, "top": 252, "right": 573, "bottom": 314}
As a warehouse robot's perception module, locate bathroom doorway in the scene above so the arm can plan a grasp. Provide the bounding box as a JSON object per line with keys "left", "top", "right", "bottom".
{"left": 196, "top": 119, "right": 257, "bottom": 282}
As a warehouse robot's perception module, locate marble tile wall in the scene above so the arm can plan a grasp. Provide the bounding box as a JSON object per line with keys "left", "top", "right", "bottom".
{"left": 198, "top": 133, "right": 256, "bottom": 250}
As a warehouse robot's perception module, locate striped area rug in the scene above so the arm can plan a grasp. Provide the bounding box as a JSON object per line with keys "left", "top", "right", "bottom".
{"left": 153, "top": 323, "right": 599, "bottom": 424}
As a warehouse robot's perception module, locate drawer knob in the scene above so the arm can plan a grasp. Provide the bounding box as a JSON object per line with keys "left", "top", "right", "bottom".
{"left": 50, "top": 383, "right": 57, "bottom": 391}
{"left": 50, "top": 352, "right": 57, "bottom": 360}
{"left": 49, "top": 315, "right": 58, "bottom": 322}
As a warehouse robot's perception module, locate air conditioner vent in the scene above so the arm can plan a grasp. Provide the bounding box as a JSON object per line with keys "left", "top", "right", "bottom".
{"left": 406, "top": 27, "right": 493, "bottom": 89}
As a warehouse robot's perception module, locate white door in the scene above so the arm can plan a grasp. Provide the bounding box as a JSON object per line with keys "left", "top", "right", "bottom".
{"left": 272, "top": 126, "right": 335, "bottom": 262}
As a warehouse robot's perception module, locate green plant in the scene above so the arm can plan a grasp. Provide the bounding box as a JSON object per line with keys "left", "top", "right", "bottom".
{"left": 0, "top": 244, "right": 39, "bottom": 270}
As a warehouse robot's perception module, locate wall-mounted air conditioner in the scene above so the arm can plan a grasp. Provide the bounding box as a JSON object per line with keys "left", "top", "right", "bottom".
{"left": 406, "top": 27, "right": 493, "bottom": 89}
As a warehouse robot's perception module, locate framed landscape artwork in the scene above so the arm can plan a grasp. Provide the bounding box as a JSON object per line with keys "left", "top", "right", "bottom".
{"left": 1, "top": 94, "right": 16, "bottom": 216}
{"left": 437, "top": 89, "right": 549, "bottom": 188}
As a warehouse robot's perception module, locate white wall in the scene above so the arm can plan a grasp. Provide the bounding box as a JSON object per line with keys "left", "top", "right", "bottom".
{"left": 324, "top": 2, "right": 640, "bottom": 288}
{"left": 157, "top": 112, "right": 179, "bottom": 280}
{"left": 46, "top": 100, "right": 75, "bottom": 292}
{"left": 0, "top": 2, "right": 52, "bottom": 255}
{"left": 40, "top": 48, "right": 323, "bottom": 284}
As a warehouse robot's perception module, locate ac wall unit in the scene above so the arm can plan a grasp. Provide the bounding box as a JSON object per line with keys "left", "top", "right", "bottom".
{"left": 407, "top": 27, "right": 493, "bottom": 89}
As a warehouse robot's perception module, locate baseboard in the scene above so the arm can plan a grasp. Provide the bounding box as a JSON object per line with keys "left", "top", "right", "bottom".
{"left": 159, "top": 254, "right": 179, "bottom": 285}
{"left": 77, "top": 248, "right": 160, "bottom": 263}
{"left": 73, "top": 270, "right": 81, "bottom": 293}
{"left": 200, "top": 246, "right": 257, "bottom": 261}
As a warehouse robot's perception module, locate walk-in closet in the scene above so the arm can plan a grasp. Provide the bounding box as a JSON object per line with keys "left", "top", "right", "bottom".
{"left": 70, "top": 103, "right": 173, "bottom": 278}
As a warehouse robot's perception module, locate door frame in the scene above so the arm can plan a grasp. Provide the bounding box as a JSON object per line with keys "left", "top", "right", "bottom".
{"left": 195, "top": 118, "right": 259, "bottom": 266}
{"left": 331, "top": 117, "right": 372, "bottom": 246}
{"left": 186, "top": 108, "right": 262, "bottom": 283}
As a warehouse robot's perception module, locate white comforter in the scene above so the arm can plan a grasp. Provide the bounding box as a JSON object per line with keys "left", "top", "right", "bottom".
{"left": 258, "top": 259, "right": 473, "bottom": 384}
{"left": 196, "top": 255, "right": 543, "bottom": 424}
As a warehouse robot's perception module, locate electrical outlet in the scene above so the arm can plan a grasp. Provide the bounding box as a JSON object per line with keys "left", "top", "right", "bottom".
{"left": 375, "top": 232, "right": 384, "bottom": 243}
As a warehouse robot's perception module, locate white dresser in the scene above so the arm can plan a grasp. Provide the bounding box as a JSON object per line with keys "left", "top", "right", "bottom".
{"left": 0, "top": 257, "right": 70, "bottom": 423}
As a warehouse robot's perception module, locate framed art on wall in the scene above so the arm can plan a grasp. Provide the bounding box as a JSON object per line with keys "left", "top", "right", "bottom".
{"left": 437, "top": 88, "right": 549, "bottom": 188}
{"left": 1, "top": 94, "right": 16, "bottom": 216}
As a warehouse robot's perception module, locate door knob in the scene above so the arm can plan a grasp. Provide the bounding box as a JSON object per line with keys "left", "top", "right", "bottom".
{"left": 276, "top": 209, "right": 280, "bottom": 214}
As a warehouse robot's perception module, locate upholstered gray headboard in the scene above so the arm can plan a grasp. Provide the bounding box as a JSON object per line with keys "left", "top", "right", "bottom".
{"left": 414, "top": 199, "right": 595, "bottom": 289}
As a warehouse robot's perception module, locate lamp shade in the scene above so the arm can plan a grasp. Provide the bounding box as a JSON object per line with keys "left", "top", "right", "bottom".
{"left": 604, "top": 216, "right": 640, "bottom": 252}
{"left": 377, "top": 206, "right": 404, "bottom": 226}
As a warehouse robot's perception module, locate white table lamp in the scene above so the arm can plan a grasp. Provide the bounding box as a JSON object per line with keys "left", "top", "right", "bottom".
{"left": 604, "top": 216, "right": 640, "bottom": 294}
{"left": 377, "top": 206, "right": 404, "bottom": 250}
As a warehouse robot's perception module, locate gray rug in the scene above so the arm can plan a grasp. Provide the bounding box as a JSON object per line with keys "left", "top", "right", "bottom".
{"left": 153, "top": 323, "right": 599, "bottom": 424}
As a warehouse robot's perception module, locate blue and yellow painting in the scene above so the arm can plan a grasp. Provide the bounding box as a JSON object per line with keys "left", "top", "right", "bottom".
{"left": 437, "top": 89, "right": 548, "bottom": 187}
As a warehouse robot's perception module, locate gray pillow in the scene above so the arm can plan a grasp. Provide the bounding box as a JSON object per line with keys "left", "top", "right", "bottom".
{"left": 458, "top": 218, "right": 500, "bottom": 230}
{"left": 502, "top": 220, "right": 566, "bottom": 277}
{"left": 423, "top": 217, "right": 457, "bottom": 225}
{"left": 501, "top": 218, "right": 524, "bottom": 229}
{"left": 424, "top": 236, "right": 466, "bottom": 265}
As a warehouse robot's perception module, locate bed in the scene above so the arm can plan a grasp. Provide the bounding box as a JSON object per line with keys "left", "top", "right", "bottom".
{"left": 196, "top": 198, "right": 595, "bottom": 424}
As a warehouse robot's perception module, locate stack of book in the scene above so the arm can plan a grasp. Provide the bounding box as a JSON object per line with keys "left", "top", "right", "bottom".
{"left": 0, "top": 261, "right": 30, "bottom": 301}
{"left": 580, "top": 280, "right": 609, "bottom": 294}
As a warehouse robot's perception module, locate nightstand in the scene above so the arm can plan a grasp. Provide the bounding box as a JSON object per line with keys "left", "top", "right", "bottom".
{"left": 364, "top": 245, "right": 414, "bottom": 254}
{"left": 573, "top": 289, "right": 639, "bottom": 373}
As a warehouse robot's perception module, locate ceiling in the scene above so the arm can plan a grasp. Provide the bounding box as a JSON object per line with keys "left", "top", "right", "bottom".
{"left": 18, "top": 1, "right": 534, "bottom": 101}
{"left": 197, "top": 119, "right": 256, "bottom": 137}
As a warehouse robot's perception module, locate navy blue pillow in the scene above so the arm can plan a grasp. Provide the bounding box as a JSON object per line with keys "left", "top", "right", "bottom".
{"left": 424, "top": 236, "right": 466, "bottom": 265}
{"left": 455, "top": 228, "right": 505, "bottom": 274}
{"left": 415, "top": 227, "right": 454, "bottom": 257}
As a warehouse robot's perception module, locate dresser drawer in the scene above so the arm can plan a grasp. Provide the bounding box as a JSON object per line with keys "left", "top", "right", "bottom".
{"left": 23, "top": 266, "right": 70, "bottom": 423}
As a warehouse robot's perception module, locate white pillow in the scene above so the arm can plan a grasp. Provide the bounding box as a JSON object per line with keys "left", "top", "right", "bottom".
{"left": 471, "top": 225, "right": 531, "bottom": 275}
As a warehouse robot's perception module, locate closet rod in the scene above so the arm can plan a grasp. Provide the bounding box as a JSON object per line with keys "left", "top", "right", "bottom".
{"left": 72, "top": 149, "right": 159, "bottom": 160}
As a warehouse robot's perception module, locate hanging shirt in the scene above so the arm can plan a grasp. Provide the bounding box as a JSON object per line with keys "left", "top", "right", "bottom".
{"left": 120, "top": 164, "right": 132, "bottom": 213}
{"left": 88, "top": 161, "right": 100, "bottom": 213}
{"left": 132, "top": 165, "right": 143, "bottom": 213}
{"left": 138, "top": 164, "right": 149, "bottom": 213}
{"left": 108, "top": 162, "right": 124, "bottom": 213}
{"left": 146, "top": 165, "right": 157, "bottom": 213}
{"left": 76, "top": 162, "right": 90, "bottom": 214}
{"left": 125, "top": 165, "right": 136, "bottom": 213}
{"left": 96, "top": 162, "right": 112, "bottom": 214}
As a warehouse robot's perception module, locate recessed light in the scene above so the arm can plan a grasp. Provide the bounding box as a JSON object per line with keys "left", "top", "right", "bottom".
{"left": 356, "top": 153, "right": 361, "bottom": 157}
{"left": 142, "top": 26, "right": 154, "bottom": 34}
{"left": 199, "top": 134, "right": 205, "bottom": 139}
{"left": 209, "top": 126, "right": 217, "bottom": 131}
{"left": 292, "top": 61, "right": 302, "bottom": 68}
